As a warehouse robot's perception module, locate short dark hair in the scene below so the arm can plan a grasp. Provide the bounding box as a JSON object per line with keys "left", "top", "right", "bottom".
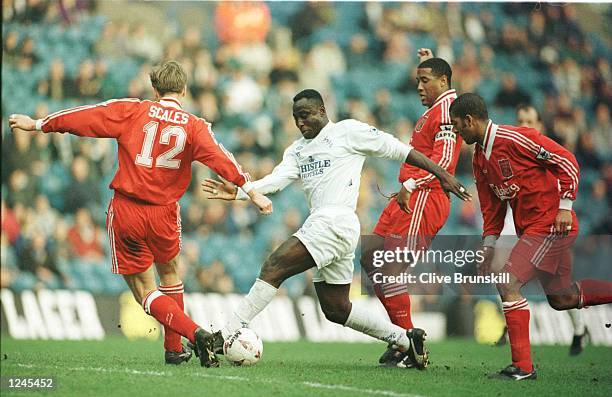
{"left": 449, "top": 93, "right": 489, "bottom": 120}
{"left": 516, "top": 104, "right": 541, "bottom": 121}
{"left": 293, "top": 89, "right": 324, "bottom": 107}
{"left": 418, "top": 58, "right": 452, "bottom": 87}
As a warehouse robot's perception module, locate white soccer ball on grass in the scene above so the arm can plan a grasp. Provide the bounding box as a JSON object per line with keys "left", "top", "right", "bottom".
{"left": 223, "top": 328, "right": 263, "bottom": 366}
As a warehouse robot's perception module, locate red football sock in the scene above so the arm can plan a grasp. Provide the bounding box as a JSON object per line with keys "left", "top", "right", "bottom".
{"left": 380, "top": 292, "right": 414, "bottom": 330}
{"left": 503, "top": 299, "right": 533, "bottom": 373}
{"left": 367, "top": 268, "right": 413, "bottom": 329}
{"left": 577, "top": 279, "right": 612, "bottom": 307}
{"left": 158, "top": 282, "right": 185, "bottom": 352}
{"left": 143, "top": 290, "right": 198, "bottom": 344}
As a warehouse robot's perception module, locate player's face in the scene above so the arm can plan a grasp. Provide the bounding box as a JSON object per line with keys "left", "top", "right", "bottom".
{"left": 293, "top": 99, "right": 327, "bottom": 139}
{"left": 516, "top": 108, "right": 541, "bottom": 130}
{"left": 416, "top": 68, "right": 446, "bottom": 107}
{"left": 450, "top": 115, "right": 478, "bottom": 145}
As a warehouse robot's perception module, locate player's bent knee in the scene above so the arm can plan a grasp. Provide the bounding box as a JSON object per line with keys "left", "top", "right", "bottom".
{"left": 546, "top": 294, "right": 576, "bottom": 311}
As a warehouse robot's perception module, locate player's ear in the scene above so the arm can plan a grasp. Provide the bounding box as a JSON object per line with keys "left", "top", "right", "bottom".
{"left": 465, "top": 114, "right": 474, "bottom": 127}
{"left": 440, "top": 75, "right": 448, "bottom": 88}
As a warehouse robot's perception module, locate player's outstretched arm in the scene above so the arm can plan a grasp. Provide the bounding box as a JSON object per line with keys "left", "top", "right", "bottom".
{"left": 405, "top": 150, "right": 471, "bottom": 201}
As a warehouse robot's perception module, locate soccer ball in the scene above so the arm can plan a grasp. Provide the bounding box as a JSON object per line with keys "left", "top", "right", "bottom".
{"left": 223, "top": 328, "right": 263, "bottom": 366}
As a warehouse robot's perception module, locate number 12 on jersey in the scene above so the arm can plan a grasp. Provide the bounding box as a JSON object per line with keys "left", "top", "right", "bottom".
{"left": 135, "top": 121, "right": 186, "bottom": 169}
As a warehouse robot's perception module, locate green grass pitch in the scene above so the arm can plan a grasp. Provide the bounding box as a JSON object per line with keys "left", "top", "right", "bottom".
{"left": 1, "top": 337, "right": 610, "bottom": 396}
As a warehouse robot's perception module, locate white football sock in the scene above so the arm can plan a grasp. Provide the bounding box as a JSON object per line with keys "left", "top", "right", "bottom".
{"left": 568, "top": 308, "right": 586, "bottom": 335}
{"left": 344, "top": 304, "right": 411, "bottom": 350}
{"left": 222, "top": 278, "right": 278, "bottom": 339}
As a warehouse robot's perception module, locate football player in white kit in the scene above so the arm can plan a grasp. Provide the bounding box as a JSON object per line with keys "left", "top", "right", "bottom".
{"left": 493, "top": 104, "right": 589, "bottom": 355}
{"left": 202, "top": 89, "right": 471, "bottom": 368}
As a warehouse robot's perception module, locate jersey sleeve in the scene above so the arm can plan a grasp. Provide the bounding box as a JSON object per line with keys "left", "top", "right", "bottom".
{"left": 191, "top": 120, "right": 252, "bottom": 190}
{"left": 409, "top": 115, "right": 459, "bottom": 188}
{"left": 236, "top": 145, "right": 299, "bottom": 200}
{"left": 347, "top": 120, "right": 412, "bottom": 161}
{"left": 39, "top": 98, "right": 142, "bottom": 138}
{"left": 515, "top": 128, "right": 580, "bottom": 209}
{"left": 473, "top": 154, "right": 507, "bottom": 241}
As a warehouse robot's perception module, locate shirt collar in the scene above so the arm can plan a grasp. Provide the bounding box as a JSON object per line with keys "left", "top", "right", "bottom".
{"left": 480, "top": 119, "right": 498, "bottom": 160}
{"left": 159, "top": 96, "right": 183, "bottom": 110}
{"left": 305, "top": 120, "right": 334, "bottom": 142}
{"left": 430, "top": 89, "right": 457, "bottom": 109}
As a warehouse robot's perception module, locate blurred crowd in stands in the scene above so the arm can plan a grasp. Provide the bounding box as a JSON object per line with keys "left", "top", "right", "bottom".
{"left": 2, "top": 1, "right": 610, "bottom": 297}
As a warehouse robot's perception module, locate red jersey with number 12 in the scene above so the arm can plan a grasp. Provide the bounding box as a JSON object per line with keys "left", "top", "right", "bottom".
{"left": 40, "top": 97, "right": 250, "bottom": 205}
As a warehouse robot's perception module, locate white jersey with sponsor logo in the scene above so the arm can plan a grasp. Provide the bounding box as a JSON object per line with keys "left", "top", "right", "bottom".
{"left": 237, "top": 119, "right": 412, "bottom": 212}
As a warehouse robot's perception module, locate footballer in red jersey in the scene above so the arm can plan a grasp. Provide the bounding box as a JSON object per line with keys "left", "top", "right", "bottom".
{"left": 449, "top": 93, "right": 612, "bottom": 381}
{"left": 9, "top": 61, "right": 272, "bottom": 367}
{"left": 361, "top": 50, "right": 463, "bottom": 367}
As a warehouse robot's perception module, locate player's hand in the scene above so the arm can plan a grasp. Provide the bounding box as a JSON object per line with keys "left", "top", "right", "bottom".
{"left": 8, "top": 114, "right": 37, "bottom": 131}
{"left": 417, "top": 48, "right": 434, "bottom": 62}
{"left": 554, "top": 209, "right": 573, "bottom": 236}
{"left": 438, "top": 172, "right": 472, "bottom": 201}
{"left": 248, "top": 191, "right": 273, "bottom": 215}
{"left": 201, "top": 177, "right": 237, "bottom": 200}
{"left": 478, "top": 246, "right": 495, "bottom": 276}
{"left": 396, "top": 185, "right": 412, "bottom": 214}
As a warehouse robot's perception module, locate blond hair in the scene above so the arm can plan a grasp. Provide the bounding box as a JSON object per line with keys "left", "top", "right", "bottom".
{"left": 149, "top": 60, "right": 187, "bottom": 96}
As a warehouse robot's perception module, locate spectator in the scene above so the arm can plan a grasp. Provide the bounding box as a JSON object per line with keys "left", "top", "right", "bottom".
{"left": 73, "top": 59, "right": 103, "bottom": 100}
{"left": 222, "top": 60, "right": 264, "bottom": 115}
{"left": 196, "top": 260, "right": 235, "bottom": 293}
{"left": 38, "top": 59, "right": 75, "bottom": 101}
{"left": 18, "top": 231, "right": 66, "bottom": 288}
{"left": 494, "top": 73, "right": 531, "bottom": 108}
{"left": 215, "top": 1, "right": 271, "bottom": 45}
{"left": 575, "top": 132, "right": 603, "bottom": 171}
{"left": 67, "top": 208, "right": 104, "bottom": 259}
{"left": 591, "top": 103, "right": 611, "bottom": 156}
{"left": 126, "top": 23, "right": 162, "bottom": 62}
{"left": 17, "top": 36, "right": 39, "bottom": 68}
{"left": 289, "top": 2, "right": 334, "bottom": 44}
{"left": 3, "top": 31, "right": 20, "bottom": 64}
{"left": 1, "top": 200, "right": 21, "bottom": 245}
{"left": 63, "top": 155, "right": 100, "bottom": 214}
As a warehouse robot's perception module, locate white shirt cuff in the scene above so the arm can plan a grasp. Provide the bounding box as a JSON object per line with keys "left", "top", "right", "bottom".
{"left": 35, "top": 119, "right": 43, "bottom": 131}
{"left": 240, "top": 181, "right": 253, "bottom": 194}
{"left": 236, "top": 188, "right": 249, "bottom": 201}
{"left": 483, "top": 235, "right": 498, "bottom": 248}
{"left": 402, "top": 178, "right": 417, "bottom": 193}
{"left": 399, "top": 143, "right": 413, "bottom": 162}
{"left": 559, "top": 198, "right": 573, "bottom": 210}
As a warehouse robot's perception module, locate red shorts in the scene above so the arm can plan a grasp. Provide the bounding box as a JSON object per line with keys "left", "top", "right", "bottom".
{"left": 373, "top": 189, "right": 450, "bottom": 250}
{"left": 504, "top": 229, "right": 578, "bottom": 293}
{"left": 106, "top": 193, "right": 182, "bottom": 275}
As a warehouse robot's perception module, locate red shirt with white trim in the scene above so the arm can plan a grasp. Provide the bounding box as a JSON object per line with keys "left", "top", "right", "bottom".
{"left": 399, "top": 89, "right": 462, "bottom": 191}
{"left": 473, "top": 121, "right": 580, "bottom": 237}
{"left": 38, "top": 97, "right": 251, "bottom": 205}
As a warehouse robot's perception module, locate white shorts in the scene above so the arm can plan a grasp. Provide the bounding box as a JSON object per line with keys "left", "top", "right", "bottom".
{"left": 293, "top": 208, "right": 360, "bottom": 285}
